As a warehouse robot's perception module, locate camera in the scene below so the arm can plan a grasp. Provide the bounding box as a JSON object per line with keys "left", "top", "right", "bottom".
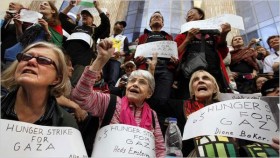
{"left": 120, "top": 75, "right": 128, "bottom": 83}
{"left": 255, "top": 38, "right": 262, "bottom": 43}
{"left": 256, "top": 52, "right": 264, "bottom": 60}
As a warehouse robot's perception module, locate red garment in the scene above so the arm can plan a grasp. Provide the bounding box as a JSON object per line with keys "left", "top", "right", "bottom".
{"left": 174, "top": 33, "right": 230, "bottom": 83}
{"left": 184, "top": 100, "right": 205, "bottom": 117}
{"left": 136, "top": 29, "right": 174, "bottom": 70}
{"left": 50, "top": 24, "right": 63, "bottom": 35}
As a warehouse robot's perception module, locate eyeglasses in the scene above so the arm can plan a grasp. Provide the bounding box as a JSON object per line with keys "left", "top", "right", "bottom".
{"left": 16, "top": 53, "right": 58, "bottom": 71}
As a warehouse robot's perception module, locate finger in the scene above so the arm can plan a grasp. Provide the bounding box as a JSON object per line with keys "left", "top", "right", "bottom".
{"left": 152, "top": 52, "right": 158, "bottom": 61}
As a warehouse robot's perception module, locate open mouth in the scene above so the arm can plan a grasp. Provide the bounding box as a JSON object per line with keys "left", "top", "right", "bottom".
{"left": 198, "top": 86, "right": 207, "bottom": 92}
{"left": 129, "top": 89, "right": 139, "bottom": 94}
{"left": 22, "top": 69, "right": 37, "bottom": 75}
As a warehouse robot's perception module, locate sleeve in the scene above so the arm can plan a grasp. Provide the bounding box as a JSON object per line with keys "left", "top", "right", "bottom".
{"left": 174, "top": 34, "right": 186, "bottom": 60}
{"left": 70, "top": 66, "right": 110, "bottom": 118}
{"left": 153, "top": 110, "right": 166, "bottom": 157}
{"left": 215, "top": 35, "right": 229, "bottom": 59}
{"left": 123, "top": 37, "right": 129, "bottom": 55}
{"left": 94, "top": 13, "right": 110, "bottom": 40}
{"left": 59, "top": 12, "right": 77, "bottom": 34}
{"left": 263, "top": 56, "right": 273, "bottom": 73}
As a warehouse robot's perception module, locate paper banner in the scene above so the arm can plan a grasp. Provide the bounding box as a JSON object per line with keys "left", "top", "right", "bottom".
{"left": 0, "top": 119, "right": 87, "bottom": 158}
{"left": 135, "top": 41, "right": 178, "bottom": 59}
{"left": 92, "top": 124, "right": 156, "bottom": 157}
{"left": 218, "top": 93, "right": 261, "bottom": 101}
{"left": 19, "top": 9, "right": 43, "bottom": 23}
{"left": 183, "top": 99, "right": 278, "bottom": 144}
{"left": 180, "top": 14, "right": 244, "bottom": 33}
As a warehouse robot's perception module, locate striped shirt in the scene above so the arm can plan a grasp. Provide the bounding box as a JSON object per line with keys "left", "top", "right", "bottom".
{"left": 71, "top": 67, "right": 165, "bottom": 157}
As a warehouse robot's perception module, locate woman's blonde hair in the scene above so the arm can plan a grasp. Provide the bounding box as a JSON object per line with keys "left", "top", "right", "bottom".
{"left": 189, "top": 70, "right": 220, "bottom": 101}
{"left": 1, "top": 42, "right": 68, "bottom": 97}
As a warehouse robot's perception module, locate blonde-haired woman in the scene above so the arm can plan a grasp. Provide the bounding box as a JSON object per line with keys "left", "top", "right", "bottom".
{"left": 1, "top": 42, "right": 77, "bottom": 128}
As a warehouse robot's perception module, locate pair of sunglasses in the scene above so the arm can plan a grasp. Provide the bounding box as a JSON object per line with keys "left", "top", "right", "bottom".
{"left": 16, "top": 53, "right": 58, "bottom": 71}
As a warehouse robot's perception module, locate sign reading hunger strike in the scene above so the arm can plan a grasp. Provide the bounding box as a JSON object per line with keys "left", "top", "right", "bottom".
{"left": 92, "top": 124, "right": 155, "bottom": 158}
{"left": 0, "top": 119, "right": 87, "bottom": 158}
{"left": 183, "top": 99, "right": 279, "bottom": 144}
{"left": 134, "top": 41, "right": 178, "bottom": 59}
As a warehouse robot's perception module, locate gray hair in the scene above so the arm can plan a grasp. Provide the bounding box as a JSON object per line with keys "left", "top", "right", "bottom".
{"left": 128, "top": 70, "right": 155, "bottom": 94}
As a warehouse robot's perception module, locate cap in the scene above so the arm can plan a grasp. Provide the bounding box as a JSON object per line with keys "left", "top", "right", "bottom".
{"left": 261, "top": 78, "right": 279, "bottom": 96}
{"left": 115, "top": 21, "right": 127, "bottom": 28}
{"left": 123, "top": 61, "right": 136, "bottom": 68}
{"left": 81, "top": 9, "right": 93, "bottom": 18}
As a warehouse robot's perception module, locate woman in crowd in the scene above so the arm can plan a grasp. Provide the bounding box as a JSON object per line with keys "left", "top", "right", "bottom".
{"left": 230, "top": 35, "right": 259, "bottom": 93}
{"left": 1, "top": 42, "right": 77, "bottom": 128}
{"left": 254, "top": 75, "right": 268, "bottom": 94}
{"left": 255, "top": 45, "right": 269, "bottom": 73}
{"left": 5, "top": 1, "right": 63, "bottom": 64}
{"left": 71, "top": 38, "right": 165, "bottom": 157}
{"left": 175, "top": 7, "right": 231, "bottom": 99}
{"left": 148, "top": 68, "right": 278, "bottom": 157}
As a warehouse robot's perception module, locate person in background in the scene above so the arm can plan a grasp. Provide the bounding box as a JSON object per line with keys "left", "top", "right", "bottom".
{"left": 59, "top": 0, "right": 110, "bottom": 87}
{"left": 92, "top": 71, "right": 110, "bottom": 93}
{"left": 263, "top": 35, "right": 279, "bottom": 77}
{"left": 228, "top": 73, "right": 239, "bottom": 94}
{"left": 1, "top": 2, "right": 25, "bottom": 67}
{"left": 4, "top": 1, "right": 63, "bottom": 69}
{"left": 115, "top": 61, "right": 137, "bottom": 96}
{"left": 71, "top": 38, "right": 165, "bottom": 157}
{"left": 134, "top": 11, "right": 178, "bottom": 100}
{"left": 230, "top": 35, "right": 259, "bottom": 94}
{"left": 56, "top": 54, "right": 88, "bottom": 122}
{"left": 1, "top": 42, "right": 78, "bottom": 129}
{"left": 175, "top": 7, "right": 231, "bottom": 99}
{"left": 255, "top": 45, "right": 269, "bottom": 73}
{"left": 103, "top": 21, "right": 129, "bottom": 92}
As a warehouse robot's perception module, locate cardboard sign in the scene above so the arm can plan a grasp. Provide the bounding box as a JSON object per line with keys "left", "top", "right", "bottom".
{"left": 0, "top": 119, "right": 87, "bottom": 158}
{"left": 135, "top": 41, "right": 178, "bottom": 59}
{"left": 92, "top": 124, "right": 155, "bottom": 157}
{"left": 180, "top": 14, "right": 244, "bottom": 33}
{"left": 183, "top": 99, "right": 278, "bottom": 144}
{"left": 218, "top": 93, "right": 261, "bottom": 101}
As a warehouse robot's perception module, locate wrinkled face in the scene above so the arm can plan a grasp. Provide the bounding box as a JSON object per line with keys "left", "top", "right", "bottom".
{"left": 39, "top": 1, "right": 55, "bottom": 15}
{"left": 191, "top": 72, "right": 217, "bottom": 102}
{"left": 232, "top": 36, "right": 244, "bottom": 48}
{"left": 149, "top": 13, "right": 164, "bottom": 29}
{"left": 256, "top": 77, "right": 268, "bottom": 90}
{"left": 124, "top": 64, "right": 136, "bottom": 76}
{"left": 8, "top": 2, "right": 22, "bottom": 12}
{"left": 114, "top": 23, "right": 124, "bottom": 34}
{"left": 186, "top": 9, "right": 203, "bottom": 22}
{"left": 81, "top": 13, "right": 93, "bottom": 26}
{"left": 125, "top": 76, "right": 152, "bottom": 105}
{"left": 15, "top": 47, "right": 60, "bottom": 88}
{"left": 268, "top": 36, "right": 279, "bottom": 50}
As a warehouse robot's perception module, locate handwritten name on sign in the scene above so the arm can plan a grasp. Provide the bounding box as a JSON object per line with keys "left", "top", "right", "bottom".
{"left": 135, "top": 41, "right": 178, "bottom": 59}
{"left": 92, "top": 124, "right": 155, "bottom": 158}
{"left": 183, "top": 99, "right": 278, "bottom": 144}
{"left": 218, "top": 93, "right": 261, "bottom": 101}
{"left": 0, "top": 119, "right": 87, "bottom": 158}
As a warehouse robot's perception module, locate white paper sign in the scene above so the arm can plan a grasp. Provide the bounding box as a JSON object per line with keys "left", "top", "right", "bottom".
{"left": 92, "top": 124, "right": 155, "bottom": 158}
{"left": 0, "top": 119, "right": 87, "bottom": 158}
{"left": 180, "top": 14, "right": 244, "bottom": 33}
{"left": 19, "top": 9, "right": 43, "bottom": 23}
{"left": 183, "top": 99, "right": 278, "bottom": 144}
{"left": 218, "top": 93, "right": 261, "bottom": 101}
{"left": 135, "top": 41, "right": 178, "bottom": 59}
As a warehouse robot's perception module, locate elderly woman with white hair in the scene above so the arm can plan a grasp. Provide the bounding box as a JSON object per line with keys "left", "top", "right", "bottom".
{"left": 71, "top": 38, "right": 165, "bottom": 157}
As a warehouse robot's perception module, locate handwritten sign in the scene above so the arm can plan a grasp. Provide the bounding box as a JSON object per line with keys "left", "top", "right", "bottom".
{"left": 19, "top": 9, "right": 43, "bottom": 23}
{"left": 218, "top": 93, "right": 261, "bottom": 101}
{"left": 92, "top": 124, "right": 155, "bottom": 158}
{"left": 180, "top": 14, "right": 244, "bottom": 33}
{"left": 183, "top": 99, "right": 278, "bottom": 144}
{"left": 0, "top": 119, "right": 87, "bottom": 158}
{"left": 135, "top": 41, "right": 178, "bottom": 59}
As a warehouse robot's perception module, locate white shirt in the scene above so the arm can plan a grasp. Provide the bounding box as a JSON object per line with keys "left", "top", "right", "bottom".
{"left": 263, "top": 51, "right": 279, "bottom": 73}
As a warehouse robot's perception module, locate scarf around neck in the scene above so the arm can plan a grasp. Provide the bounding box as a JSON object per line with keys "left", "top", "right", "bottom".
{"left": 230, "top": 48, "right": 259, "bottom": 71}
{"left": 119, "top": 96, "right": 152, "bottom": 130}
